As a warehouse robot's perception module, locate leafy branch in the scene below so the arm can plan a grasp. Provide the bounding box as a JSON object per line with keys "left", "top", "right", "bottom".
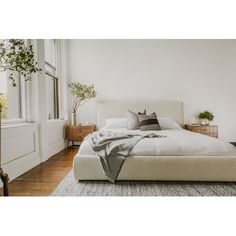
{"left": 68, "top": 82, "right": 97, "bottom": 113}
{"left": 0, "top": 39, "right": 42, "bottom": 87}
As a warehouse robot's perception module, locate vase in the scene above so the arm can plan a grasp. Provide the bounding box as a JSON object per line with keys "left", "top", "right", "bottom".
{"left": 71, "top": 112, "right": 77, "bottom": 125}
{"left": 200, "top": 118, "right": 209, "bottom": 126}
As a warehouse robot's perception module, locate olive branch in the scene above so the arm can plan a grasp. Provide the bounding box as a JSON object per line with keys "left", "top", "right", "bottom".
{"left": 0, "top": 39, "right": 41, "bottom": 87}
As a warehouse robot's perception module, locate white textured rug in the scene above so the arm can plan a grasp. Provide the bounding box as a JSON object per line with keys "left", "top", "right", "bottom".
{"left": 51, "top": 170, "right": 236, "bottom": 196}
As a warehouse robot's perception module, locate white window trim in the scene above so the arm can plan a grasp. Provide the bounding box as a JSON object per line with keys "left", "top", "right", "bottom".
{"left": 2, "top": 76, "right": 28, "bottom": 125}
{"left": 45, "top": 39, "right": 62, "bottom": 121}
{"left": 2, "top": 118, "right": 26, "bottom": 124}
{"left": 1, "top": 73, "right": 33, "bottom": 124}
{"left": 1, "top": 40, "right": 32, "bottom": 125}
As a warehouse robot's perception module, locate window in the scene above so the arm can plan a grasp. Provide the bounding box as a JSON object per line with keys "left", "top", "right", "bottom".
{"left": 0, "top": 40, "right": 26, "bottom": 122}
{"left": 44, "top": 39, "right": 60, "bottom": 120}
{"left": 46, "top": 74, "right": 59, "bottom": 119}
{"left": 0, "top": 73, "right": 26, "bottom": 121}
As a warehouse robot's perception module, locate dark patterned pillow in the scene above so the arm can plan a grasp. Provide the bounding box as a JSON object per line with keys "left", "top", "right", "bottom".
{"left": 138, "top": 112, "right": 161, "bottom": 131}
{"left": 127, "top": 109, "right": 146, "bottom": 130}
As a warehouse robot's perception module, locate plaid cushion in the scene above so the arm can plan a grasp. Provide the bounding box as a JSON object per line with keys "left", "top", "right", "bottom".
{"left": 138, "top": 112, "right": 161, "bottom": 131}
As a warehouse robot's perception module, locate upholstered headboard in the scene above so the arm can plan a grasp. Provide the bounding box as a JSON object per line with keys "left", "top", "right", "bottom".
{"left": 97, "top": 100, "right": 184, "bottom": 129}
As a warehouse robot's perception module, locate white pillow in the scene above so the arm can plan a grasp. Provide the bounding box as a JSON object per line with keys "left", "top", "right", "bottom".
{"left": 104, "top": 118, "right": 127, "bottom": 129}
{"left": 158, "top": 117, "right": 182, "bottom": 130}
{"left": 103, "top": 117, "right": 181, "bottom": 130}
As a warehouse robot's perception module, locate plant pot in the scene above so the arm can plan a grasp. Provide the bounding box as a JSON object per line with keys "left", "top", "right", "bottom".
{"left": 71, "top": 112, "right": 76, "bottom": 125}
{"left": 200, "top": 118, "right": 209, "bottom": 126}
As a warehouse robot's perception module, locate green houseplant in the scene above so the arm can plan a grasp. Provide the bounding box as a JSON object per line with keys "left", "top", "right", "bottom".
{"left": 68, "top": 82, "right": 97, "bottom": 125}
{"left": 0, "top": 39, "right": 41, "bottom": 87}
{"left": 198, "top": 110, "right": 214, "bottom": 125}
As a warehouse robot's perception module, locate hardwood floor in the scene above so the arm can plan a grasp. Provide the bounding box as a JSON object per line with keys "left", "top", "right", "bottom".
{"left": 0, "top": 147, "right": 79, "bottom": 196}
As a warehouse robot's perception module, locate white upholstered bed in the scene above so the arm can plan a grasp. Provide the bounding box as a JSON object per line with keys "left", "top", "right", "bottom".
{"left": 73, "top": 101, "right": 236, "bottom": 181}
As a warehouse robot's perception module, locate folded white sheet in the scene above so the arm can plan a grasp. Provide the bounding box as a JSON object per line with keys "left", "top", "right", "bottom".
{"left": 78, "top": 128, "right": 236, "bottom": 156}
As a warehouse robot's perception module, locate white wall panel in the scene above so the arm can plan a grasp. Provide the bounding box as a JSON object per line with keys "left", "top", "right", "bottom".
{"left": 0, "top": 121, "right": 67, "bottom": 186}
{"left": 2, "top": 132, "right": 35, "bottom": 164}
{"left": 1, "top": 123, "right": 40, "bottom": 186}
{"left": 47, "top": 120, "right": 67, "bottom": 158}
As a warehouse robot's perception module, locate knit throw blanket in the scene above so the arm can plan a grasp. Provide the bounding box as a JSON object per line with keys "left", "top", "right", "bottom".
{"left": 87, "top": 130, "right": 166, "bottom": 183}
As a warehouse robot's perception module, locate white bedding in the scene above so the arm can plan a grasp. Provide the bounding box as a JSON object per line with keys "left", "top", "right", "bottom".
{"left": 78, "top": 128, "right": 236, "bottom": 156}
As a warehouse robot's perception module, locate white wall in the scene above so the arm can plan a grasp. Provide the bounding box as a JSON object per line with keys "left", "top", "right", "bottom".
{"left": 66, "top": 39, "right": 236, "bottom": 142}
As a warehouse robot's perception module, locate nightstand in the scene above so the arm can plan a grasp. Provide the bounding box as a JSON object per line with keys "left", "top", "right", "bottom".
{"left": 185, "top": 124, "right": 218, "bottom": 138}
{"left": 65, "top": 124, "right": 96, "bottom": 147}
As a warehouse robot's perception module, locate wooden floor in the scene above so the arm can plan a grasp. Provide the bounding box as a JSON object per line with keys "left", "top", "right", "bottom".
{"left": 0, "top": 147, "right": 79, "bottom": 196}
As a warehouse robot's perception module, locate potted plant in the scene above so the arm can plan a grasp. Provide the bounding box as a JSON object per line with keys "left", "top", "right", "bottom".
{"left": 198, "top": 110, "right": 214, "bottom": 126}
{"left": 68, "top": 82, "right": 97, "bottom": 125}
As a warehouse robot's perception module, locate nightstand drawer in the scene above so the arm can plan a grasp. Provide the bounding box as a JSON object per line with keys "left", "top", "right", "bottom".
{"left": 65, "top": 124, "right": 96, "bottom": 145}
{"left": 81, "top": 126, "right": 94, "bottom": 132}
{"left": 67, "top": 133, "right": 83, "bottom": 141}
{"left": 185, "top": 124, "right": 218, "bottom": 138}
{"left": 201, "top": 127, "right": 208, "bottom": 132}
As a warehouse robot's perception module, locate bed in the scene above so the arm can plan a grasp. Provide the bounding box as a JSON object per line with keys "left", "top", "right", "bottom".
{"left": 73, "top": 101, "right": 236, "bottom": 181}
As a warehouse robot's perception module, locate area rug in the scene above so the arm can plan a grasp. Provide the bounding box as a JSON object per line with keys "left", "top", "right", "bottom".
{"left": 51, "top": 170, "right": 236, "bottom": 196}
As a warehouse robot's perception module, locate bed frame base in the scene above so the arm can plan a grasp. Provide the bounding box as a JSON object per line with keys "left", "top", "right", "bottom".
{"left": 73, "top": 155, "right": 236, "bottom": 182}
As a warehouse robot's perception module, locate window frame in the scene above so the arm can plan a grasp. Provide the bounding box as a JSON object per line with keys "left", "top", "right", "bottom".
{"left": 0, "top": 39, "right": 34, "bottom": 125}
{"left": 1, "top": 73, "right": 28, "bottom": 125}
{"left": 44, "top": 39, "right": 61, "bottom": 120}
{"left": 45, "top": 71, "right": 60, "bottom": 120}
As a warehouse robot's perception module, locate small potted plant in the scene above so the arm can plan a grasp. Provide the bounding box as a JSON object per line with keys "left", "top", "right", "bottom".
{"left": 68, "top": 82, "right": 97, "bottom": 125}
{"left": 198, "top": 110, "right": 214, "bottom": 126}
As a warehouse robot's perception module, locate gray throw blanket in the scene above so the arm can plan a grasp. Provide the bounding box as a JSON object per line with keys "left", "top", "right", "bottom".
{"left": 87, "top": 130, "right": 166, "bottom": 183}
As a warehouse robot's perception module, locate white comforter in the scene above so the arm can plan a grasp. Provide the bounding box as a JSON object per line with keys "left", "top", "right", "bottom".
{"left": 78, "top": 128, "right": 236, "bottom": 156}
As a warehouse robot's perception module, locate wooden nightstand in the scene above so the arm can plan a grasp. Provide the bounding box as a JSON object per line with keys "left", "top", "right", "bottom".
{"left": 65, "top": 124, "right": 96, "bottom": 147}
{"left": 185, "top": 124, "right": 218, "bottom": 138}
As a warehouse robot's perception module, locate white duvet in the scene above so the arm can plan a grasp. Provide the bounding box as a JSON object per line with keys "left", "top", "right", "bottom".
{"left": 78, "top": 128, "right": 236, "bottom": 156}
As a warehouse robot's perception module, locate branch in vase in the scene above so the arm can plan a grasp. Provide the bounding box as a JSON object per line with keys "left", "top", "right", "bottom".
{"left": 74, "top": 98, "right": 83, "bottom": 111}
{"left": 71, "top": 97, "right": 81, "bottom": 113}
{"left": 71, "top": 98, "right": 76, "bottom": 112}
